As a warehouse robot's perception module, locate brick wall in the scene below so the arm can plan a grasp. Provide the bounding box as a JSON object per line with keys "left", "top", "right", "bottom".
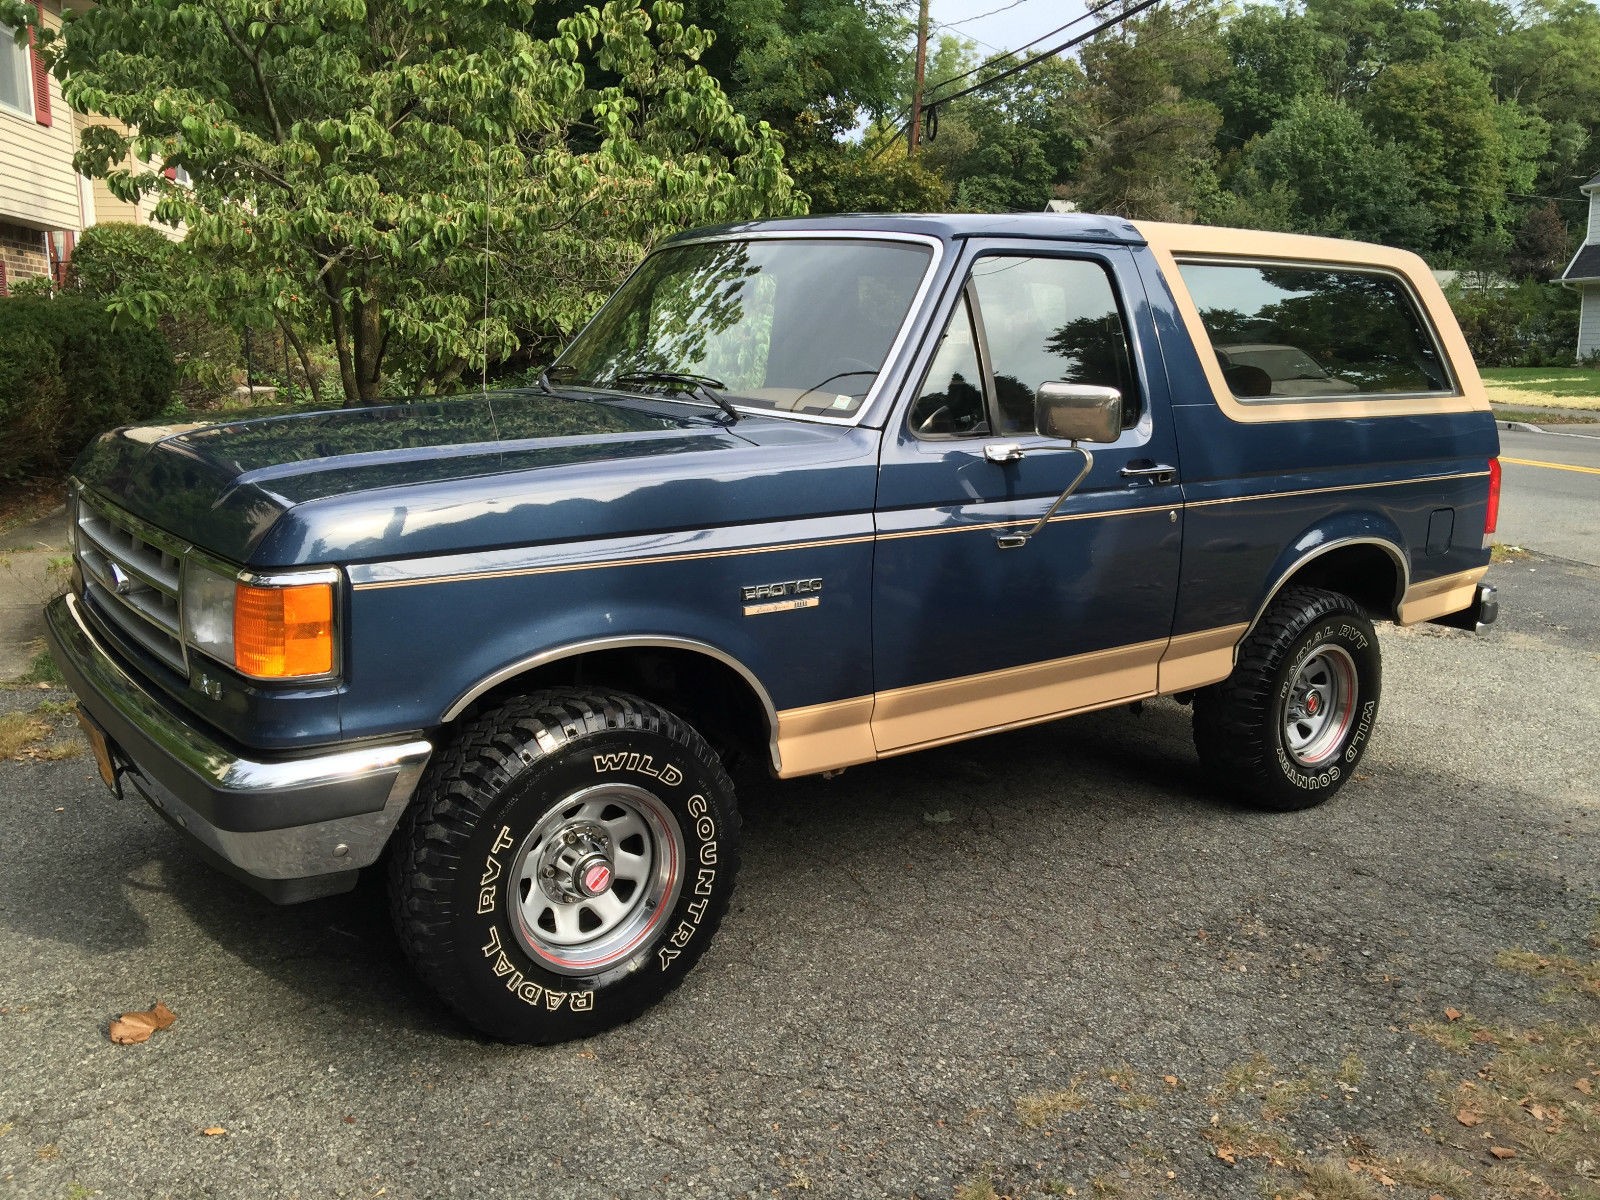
{"left": 0, "top": 220, "right": 50, "bottom": 290}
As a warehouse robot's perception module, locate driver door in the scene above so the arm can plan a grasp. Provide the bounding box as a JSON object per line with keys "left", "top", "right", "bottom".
{"left": 871, "top": 244, "right": 1183, "bottom": 754}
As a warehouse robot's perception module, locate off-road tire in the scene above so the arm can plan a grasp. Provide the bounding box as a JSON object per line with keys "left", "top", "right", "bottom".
{"left": 389, "top": 688, "right": 740, "bottom": 1043}
{"left": 1193, "top": 587, "right": 1381, "bottom": 811}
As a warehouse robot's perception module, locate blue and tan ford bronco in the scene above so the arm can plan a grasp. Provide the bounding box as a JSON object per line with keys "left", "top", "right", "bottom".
{"left": 47, "top": 214, "right": 1501, "bottom": 1042}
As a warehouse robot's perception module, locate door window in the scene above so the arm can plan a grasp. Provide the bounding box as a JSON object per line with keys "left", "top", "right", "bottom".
{"left": 909, "top": 290, "right": 988, "bottom": 437}
{"left": 911, "top": 256, "right": 1139, "bottom": 438}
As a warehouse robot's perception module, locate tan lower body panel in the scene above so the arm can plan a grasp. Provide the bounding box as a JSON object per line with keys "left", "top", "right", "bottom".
{"left": 1397, "top": 566, "right": 1488, "bottom": 626}
{"left": 1156, "top": 623, "right": 1248, "bottom": 693}
{"left": 774, "top": 695, "right": 877, "bottom": 779}
{"left": 772, "top": 623, "right": 1254, "bottom": 778}
{"left": 870, "top": 638, "right": 1165, "bottom": 755}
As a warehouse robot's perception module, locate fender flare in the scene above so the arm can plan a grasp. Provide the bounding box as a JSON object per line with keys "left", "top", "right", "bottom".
{"left": 1244, "top": 522, "right": 1410, "bottom": 643}
{"left": 439, "top": 635, "right": 784, "bottom": 773}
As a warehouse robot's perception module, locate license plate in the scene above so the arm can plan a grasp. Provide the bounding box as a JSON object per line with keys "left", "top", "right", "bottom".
{"left": 75, "top": 708, "right": 121, "bottom": 798}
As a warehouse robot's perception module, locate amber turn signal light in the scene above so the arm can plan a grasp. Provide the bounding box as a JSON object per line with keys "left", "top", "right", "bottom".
{"left": 233, "top": 581, "right": 335, "bottom": 678}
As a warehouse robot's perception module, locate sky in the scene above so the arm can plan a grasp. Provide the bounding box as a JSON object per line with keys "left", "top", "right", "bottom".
{"left": 925, "top": 0, "right": 1094, "bottom": 67}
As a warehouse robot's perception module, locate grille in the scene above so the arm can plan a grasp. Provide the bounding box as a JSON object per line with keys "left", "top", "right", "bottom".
{"left": 75, "top": 494, "right": 189, "bottom": 674}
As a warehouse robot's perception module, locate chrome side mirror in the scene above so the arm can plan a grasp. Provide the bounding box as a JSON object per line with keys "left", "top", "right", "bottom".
{"left": 993, "top": 384, "right": 1122, "bottom": 551}
{"left": 1035, "top": 383, "right": 1122, "bottom": 444}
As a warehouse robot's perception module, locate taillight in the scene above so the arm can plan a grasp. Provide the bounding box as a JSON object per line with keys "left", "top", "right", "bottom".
{"left": 1485, "top": 456, "right": 1501, "bottom": 536}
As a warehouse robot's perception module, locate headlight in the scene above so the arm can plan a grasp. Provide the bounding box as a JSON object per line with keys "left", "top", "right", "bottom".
{"left": 182, "top": 559, "right": 339, "bottom": 681}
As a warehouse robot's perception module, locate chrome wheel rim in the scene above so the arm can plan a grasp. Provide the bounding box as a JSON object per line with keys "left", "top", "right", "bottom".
{"left": 508, "top": 783, "right": 684, "bottom": 977}
{"left": 1283, "top": 644, "right": 1358, "bottom": 767}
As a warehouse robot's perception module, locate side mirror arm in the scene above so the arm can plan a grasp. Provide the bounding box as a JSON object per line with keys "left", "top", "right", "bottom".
{"left": 995, "top": 443, "right": 1094, "bottom": 550}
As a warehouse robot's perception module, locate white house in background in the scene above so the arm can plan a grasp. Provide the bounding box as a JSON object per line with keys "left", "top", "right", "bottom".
{"left": 1559, "top": 170, "right": 1600, "bottom": 360}
{"left": 1, "top": 0, "right": 179, "bottom": 294}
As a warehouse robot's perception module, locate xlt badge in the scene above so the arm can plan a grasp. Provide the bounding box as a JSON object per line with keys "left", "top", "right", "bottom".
{"left": 740, "top": 577, "right": 821, "bottom": 616}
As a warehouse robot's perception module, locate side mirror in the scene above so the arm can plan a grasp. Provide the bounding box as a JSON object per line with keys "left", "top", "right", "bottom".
{"left": 1035, "top": 382, "right": 1122, "bottom": 444}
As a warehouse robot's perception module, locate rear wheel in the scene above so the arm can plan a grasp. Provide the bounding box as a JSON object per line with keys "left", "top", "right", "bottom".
{"left": 389, "top": 689, "right": 740, "bottom": 1042}
{"left": 1193, "top": 586, "right": 1382, "bottom": 811}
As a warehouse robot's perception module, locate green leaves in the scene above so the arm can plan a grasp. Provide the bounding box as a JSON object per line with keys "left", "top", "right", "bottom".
{"left": 55, "top": 0, "right": 797, "bottom": 404}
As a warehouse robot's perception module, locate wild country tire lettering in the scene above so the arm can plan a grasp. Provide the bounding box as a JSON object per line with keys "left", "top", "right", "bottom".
{"left": 586, "top": 752, "right": 720, "bottom": 972}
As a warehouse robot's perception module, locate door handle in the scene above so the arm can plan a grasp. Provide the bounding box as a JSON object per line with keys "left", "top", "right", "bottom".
{"left": 983, "top": 442, "right": 1025, "bottom": 464}
{"left": 1119, "top": 463, "right": 1176, "bottom": 483}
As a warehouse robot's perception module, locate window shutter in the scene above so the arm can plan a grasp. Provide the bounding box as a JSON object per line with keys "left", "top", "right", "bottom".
{"left": 28, "top": 2, "right": 51, "bottom": 127}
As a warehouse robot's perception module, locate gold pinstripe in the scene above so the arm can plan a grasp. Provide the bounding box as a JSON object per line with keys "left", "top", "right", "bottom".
{"left": 349, "top": 470, "right": 1488, "bottom": 591}
{"left": 351, "top": 533, "right": 879, "bottom": 591}
{"left": 1182, "top": 470, "right": 1489, "bottom": 509}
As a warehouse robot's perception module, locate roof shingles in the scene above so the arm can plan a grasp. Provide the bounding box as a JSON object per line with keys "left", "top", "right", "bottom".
{"left": 1563, "top": 243, "right": 1600, "bottom": 281}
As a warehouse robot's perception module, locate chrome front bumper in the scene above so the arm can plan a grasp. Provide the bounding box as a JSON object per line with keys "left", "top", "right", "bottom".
{"left": 46, "top": 591, "right": 431, "bottom": 903}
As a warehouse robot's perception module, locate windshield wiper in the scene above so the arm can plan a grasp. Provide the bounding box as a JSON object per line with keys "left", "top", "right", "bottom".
{"left": 607, "top": 370, "right": 740, "bottom": 424}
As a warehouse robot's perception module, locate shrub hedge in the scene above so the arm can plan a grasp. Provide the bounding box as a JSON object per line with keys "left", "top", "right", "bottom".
{"left": 0, "top": 296, "right": 175, "bottom": 480}
{"left": 1445, "top": 280, "right": 1580, "bottom": 368}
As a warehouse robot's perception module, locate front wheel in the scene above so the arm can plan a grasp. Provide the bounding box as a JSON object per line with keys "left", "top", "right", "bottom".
{"left": 1193, "top": 586, "right": 1382, "bottom": 811}
{"left": 389, "top": 689, "right": 740, "bottom": 1042}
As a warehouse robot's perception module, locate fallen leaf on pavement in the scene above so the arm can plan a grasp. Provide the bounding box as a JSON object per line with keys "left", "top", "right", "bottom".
{"left": 1444, "top": 1007, "right": 1463, "bottom": 1021}
{"left": 1488, "top": 1146, "right": 1517, "bottom": 1160}
{"left": 201, "top": 1127, "right": 226, "bottom": 1137}
{"left": 1163, "top": 1075, "right": 1179, "bottom": 1087}
{"left": 1456, "top": 1110, "right": 1483, "bottom": 1127}
{"left": 108, "top": 1001, "right": 176, "bottom": 1045}
{"left": 1576, "top": 1078, "right": 1594, "bottom": 1095}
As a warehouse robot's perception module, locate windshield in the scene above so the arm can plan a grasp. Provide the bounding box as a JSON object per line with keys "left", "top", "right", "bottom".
{"left": 553, "top": 237, "right": 934, "bottom": 419}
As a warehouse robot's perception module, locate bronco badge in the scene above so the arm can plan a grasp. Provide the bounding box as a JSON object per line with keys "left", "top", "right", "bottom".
{"left": 740, "top": 577, "right": 822, "bottom": 617}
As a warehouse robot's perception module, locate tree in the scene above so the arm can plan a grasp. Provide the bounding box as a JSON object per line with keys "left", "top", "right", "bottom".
{"left": 1361, "top": 52, "right": 1547, "bottom": 254}
{"left": 1220, "top": 94, "right": 1432, "bottom": 247}
{"left": 1215, "top": 6, "right": 1345, "bottom": 145}
{"left": 1071, "top": 4, "right": 1228, "bottom": 221}
{"left": 19, "top": 0, "right": 798, "bottom": 406}
{"left": 916, "top": 40, "right": 1086, "bottom": 214}
{"left": 1508, "top": 200, "right": 1572, "bottom": 280}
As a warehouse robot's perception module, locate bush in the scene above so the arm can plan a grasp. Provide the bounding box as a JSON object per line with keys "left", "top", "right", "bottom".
{"left": 1445, "top": 280, "right": 1580, "bottom": 368}
{"left": 69, "top": 223, "right": 238, "bottom": 408}
{"left": 0, "top": 296, "right": 175, "bottom": 480}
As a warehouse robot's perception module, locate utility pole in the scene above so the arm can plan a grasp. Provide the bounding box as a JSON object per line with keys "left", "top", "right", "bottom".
{"left": 908, "top": 0, "right": 930, "bottom": 154}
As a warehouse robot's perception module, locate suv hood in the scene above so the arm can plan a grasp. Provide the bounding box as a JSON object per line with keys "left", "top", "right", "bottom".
{"left": 73, "top": 389, "right": 878, "bottom": 565}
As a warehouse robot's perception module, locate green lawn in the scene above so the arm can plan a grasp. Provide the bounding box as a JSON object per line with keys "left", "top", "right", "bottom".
{"left": 1479, "top": 366, "right": 1600, "bottom": 411}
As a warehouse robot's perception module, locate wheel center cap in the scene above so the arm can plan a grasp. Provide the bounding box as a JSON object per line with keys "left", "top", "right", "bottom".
{"left": 1305, "top": 692, "right": 1320, "bottom": 716}
{"left": 577, "top": 857, "right": 613, "bottom": 898}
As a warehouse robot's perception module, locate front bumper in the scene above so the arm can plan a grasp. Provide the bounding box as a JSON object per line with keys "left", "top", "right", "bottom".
{"left": 46, "top": 592, "right": 431, "bottom": 903}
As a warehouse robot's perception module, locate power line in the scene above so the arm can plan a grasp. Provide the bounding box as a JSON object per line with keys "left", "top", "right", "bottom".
{"left": 863, "top": 4, "right": 1110, "bottom": 160}
{"left": 925, "top": 3, "right": 1115, "bottom": 102}
{"left": 928, "top": 0, "right": 1165, "bottom": 108}
{"left": 942, "top": 0, "right": 1041, "bottom": 29}
{"left": 866, "top": 0, "right": 1167, "bottom": 161}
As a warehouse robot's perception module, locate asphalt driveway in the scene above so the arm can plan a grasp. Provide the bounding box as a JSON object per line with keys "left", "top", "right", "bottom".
{"left": 1, "top": 551, "right": 1596, "bottom": 1198}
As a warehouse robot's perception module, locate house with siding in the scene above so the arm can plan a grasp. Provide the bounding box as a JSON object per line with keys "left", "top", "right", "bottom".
{"left": 1559, "top": 170, "right": 1600, "bottom": 361}
{"left": 1, "top": 0, "right": 176, "bottom": 294}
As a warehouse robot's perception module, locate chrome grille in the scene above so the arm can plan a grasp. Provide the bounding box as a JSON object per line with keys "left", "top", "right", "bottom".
{"left": 75, "top": 493, "right": 188, "bottom": 674}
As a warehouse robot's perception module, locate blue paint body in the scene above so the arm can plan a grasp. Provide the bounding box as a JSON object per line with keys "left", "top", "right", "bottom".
{"left": 65, "top": 215, "right": 1498, "bottom": 757}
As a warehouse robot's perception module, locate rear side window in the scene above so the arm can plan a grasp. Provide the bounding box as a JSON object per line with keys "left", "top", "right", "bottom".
{"left": 1176, "top": 261, "right": 1453, "bottom": 400}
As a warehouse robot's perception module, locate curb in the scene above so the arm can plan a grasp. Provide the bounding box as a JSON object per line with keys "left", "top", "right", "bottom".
{"left": 1498, "top": 419, "right": 1600, "bottom": 441}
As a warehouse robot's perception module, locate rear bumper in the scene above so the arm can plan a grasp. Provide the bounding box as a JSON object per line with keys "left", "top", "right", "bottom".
{"left": 46, "top": 591, "right": 431, "bottom": 903}
{"left": 1428, "top": 582, "right": 1499, "bottom": 634}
